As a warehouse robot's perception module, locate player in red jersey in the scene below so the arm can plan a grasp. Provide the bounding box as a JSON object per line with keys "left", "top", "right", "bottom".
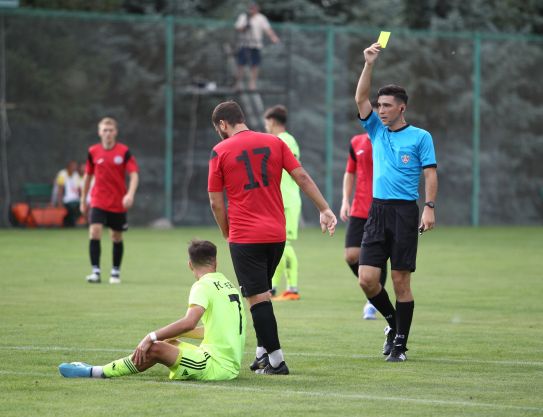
{"left": 80, "top": 117, "right": 139, "bottom": 284}
{"left": 208, "top": 101, "right": 336, "bottom": 375}
{"left": 340, "top": 122, "right": 387, "bottom": 320}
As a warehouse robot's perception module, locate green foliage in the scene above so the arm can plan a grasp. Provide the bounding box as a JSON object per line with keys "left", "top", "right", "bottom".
{"left": 20, "top": 0, "right": 123, "bottom": 12}
{"left": 0, "top": 227, "right": 542, "bottom": 416}
{"left": 412, "top": 0, "right": 543, "bottom": 34}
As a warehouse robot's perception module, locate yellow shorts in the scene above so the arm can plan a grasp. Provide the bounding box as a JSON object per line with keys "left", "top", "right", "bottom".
{"left": 168, "top": 342, "right": 236, "bottom": 381}
{"left": 285, "top": 205, "right": 301, "bottom": 241}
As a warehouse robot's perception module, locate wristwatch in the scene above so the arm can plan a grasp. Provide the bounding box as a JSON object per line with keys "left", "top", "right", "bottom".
{"left": 424, "top": 201, "right": 435, "bottom": 209}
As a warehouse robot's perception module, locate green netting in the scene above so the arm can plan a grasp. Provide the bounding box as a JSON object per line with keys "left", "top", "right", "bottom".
{"left": 1, "top": 9, "right": 542, "bottom": 226}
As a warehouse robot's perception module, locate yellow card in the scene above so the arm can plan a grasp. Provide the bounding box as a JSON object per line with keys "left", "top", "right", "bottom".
{"left": 377, "top": 31, "right": 391, "bottom": 48}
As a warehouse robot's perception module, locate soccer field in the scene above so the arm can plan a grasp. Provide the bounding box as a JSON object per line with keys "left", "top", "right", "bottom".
{"left": 0, "top": 226, "right": 541, "bottom": 417}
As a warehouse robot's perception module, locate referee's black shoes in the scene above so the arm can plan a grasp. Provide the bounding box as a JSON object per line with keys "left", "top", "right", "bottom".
{"left": 386, "top": 345, "right": 408, "bottom": 362}
{"left": 383, "top": 326, "right": 396, "bottom": 356}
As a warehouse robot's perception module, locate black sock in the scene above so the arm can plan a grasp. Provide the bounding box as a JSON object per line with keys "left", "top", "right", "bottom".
{"left": 379, "top": 264, "right": 387, "bottom": 287}
{"left": 348, "top": 262, "right": 359, "bottom": 278}
{"left": 368, "top": 287, "right": 396, "bottom": 330}
{"left": 395, "top": 300, "right": 415, "bottom": 348}
{"left": 90, "top": 239, "right": 101, "bottom": 270}
{"left": 250, "top": 301, "right": 280, "bottom": 353}
{"left": 113, "top": 241, "right": 124, "bottom": 270}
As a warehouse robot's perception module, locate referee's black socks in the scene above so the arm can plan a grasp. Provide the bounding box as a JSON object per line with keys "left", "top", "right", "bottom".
{"left": 348, "top": 263, "right": 359, "bottom": 277}
{"left": 395, "top": 300, "right": 414, "bottom": 348}
{"left": 368, "top": 288, "right": 397, "bottom": 330}
{"left": 250, "top": 301, "right": 281, "bottom": 353}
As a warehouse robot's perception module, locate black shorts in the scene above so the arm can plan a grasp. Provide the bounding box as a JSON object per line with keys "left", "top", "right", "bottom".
{"left": 237, "top": 47, "right": 261, "bottom": 67}
{"left": 345, "top": 216, "right": 367, "bottom": 248}
{"left": 360, "top": 199, "right": 419, "bottom": 272}
{"left": 229, "top": 242, "right": 285, "bottom": 297}
{"left": 89, "top": 207, "right": 128, "bottom": 232}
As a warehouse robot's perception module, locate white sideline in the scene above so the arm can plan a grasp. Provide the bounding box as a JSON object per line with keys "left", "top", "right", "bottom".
{"left": 1, "top": 344, "right": 542, "bottom": 367}
{"left": 0, "top": 369, "right": 541, "bottom": 413}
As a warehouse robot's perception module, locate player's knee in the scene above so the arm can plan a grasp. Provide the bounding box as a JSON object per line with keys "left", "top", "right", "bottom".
{"left": 358, "top": 275, "right": 373, "bottom": 292}
{"left": 358, "top": 269, "right": 380, "bottom": 294}
{"left": 344, "top": 248, "right": 359, "bottom": 265}
{"left": 345, "top": 254, "right": 358, "bottom": 265}
{"left": 147, "top": 341, "right": 168, "bottom": 359}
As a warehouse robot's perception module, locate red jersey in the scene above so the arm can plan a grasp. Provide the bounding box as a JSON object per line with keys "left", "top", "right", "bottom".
{"left": 345, "top": 133, "right": 373, "bottom": 219}
{"left": 85, "top": 142, "right": 138, "bottom": 213}
{"left": 208, "top": 130, "right": 301, "bottom": 243}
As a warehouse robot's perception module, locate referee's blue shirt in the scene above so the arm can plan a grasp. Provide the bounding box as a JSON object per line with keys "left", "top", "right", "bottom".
{"left": 359, "top": 111, "right": 437, "bottom": 200}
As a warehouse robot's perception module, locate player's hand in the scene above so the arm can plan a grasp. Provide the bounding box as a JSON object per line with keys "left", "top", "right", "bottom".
{"left": 419, "top": 206, "right": 435, "bottom": 234}
{"left": 132, "top": 334, "right": 153, "bottom": 366}
{"left": 320, "top": 208, "right": 337, "bottom": 237}
{"left": 364, "top": 43, "right": 381, "bottom": 65}
{"left": 122, "top": 194, "right": 134, "bottom": 209}
{"left": 339, "top": 201, "right": 350, "bottom": 222}
{"left": 79, "top": 201, "right": 87, "bottom": 216}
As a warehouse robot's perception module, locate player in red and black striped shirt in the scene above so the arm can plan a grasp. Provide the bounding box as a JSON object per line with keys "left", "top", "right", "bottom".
{"left": 208, "top": 101, "right": 336, "bottom": 375}
{"left": 80, "top": 117, "right": 139, "bottom": 284}
{"left": 340, "top": 127, "right": 387, "bottom": 320}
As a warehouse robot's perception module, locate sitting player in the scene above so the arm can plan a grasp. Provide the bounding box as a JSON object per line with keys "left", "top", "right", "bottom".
{"left": 59, "top": 240, "right": 246, "bottom": 381}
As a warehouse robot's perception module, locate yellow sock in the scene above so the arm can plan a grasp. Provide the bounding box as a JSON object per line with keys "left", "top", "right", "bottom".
{"left": 102, "top": 355, "right": 140, "bottom": 378}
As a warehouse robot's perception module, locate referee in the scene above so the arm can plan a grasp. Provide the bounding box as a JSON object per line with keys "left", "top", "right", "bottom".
{"left": 354, "top": 42, "right": 438, "bottom": 362}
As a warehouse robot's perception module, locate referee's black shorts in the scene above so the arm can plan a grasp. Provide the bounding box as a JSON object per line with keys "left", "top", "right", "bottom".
{"left": 360, "top": 199, "right": 419, "bottom": 272}
{"left": 345, "top": 216, "right": 367, "bottom": 248}
{"left": 229, "top": 242, "right": 285, "bottom": 297}
{"left": 89, "top": 207, "right": 128, "bottom": 232}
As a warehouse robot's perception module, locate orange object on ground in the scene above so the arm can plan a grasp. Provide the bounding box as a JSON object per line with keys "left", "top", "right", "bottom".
{"left": 31, "top": 207, "right": 66, "bottom": 226}
{"left": 272, "top": 291, "right": 301, "bottom": 301}
{"left": 11, "top": 203, "right": 32, "bottom": 225}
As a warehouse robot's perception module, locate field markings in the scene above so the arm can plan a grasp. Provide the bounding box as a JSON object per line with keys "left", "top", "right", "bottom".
{"left": 1, "top": 344, "right": 542, "bottom": 367}
{"left": 1, "top": 369, "right": 542, "bottom": 413}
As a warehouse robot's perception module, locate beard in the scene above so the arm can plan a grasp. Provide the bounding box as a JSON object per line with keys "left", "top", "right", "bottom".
{"left": 218, "top": 127, "right": 229, "bottom": 139}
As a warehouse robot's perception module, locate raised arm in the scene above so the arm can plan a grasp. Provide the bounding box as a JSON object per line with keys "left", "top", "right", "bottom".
{"left": 234, "top": 13, "right": 248, "bottom": 31}
{"left": 355, "top": 43, "right": 381, "bottom": 119}
{"left": 289, "top": 167, "right": 337, "bottom": 236}
{"left": 419, "top": 167, "right": 438, "bottom": 232}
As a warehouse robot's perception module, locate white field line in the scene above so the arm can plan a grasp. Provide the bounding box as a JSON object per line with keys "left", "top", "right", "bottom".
{"left": 0, "top": 345, "right": 542, "bottom": 367}
{"left": 0, "top": 369, "right": 542, "bottom": 413}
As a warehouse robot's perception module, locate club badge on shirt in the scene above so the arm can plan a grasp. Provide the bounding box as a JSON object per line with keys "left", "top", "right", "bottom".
{"left": 401, "top": 154, "right": 410, "bottom": 164}
{"left": 114, "top": 156, "right": 123, "bottom": 165}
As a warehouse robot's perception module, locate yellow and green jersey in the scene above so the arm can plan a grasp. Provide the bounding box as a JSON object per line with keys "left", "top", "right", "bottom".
{"left": 188, "top": 272, "right": 246, "bottom": 376}
{"left": 278, "top": 131, "right": 301, "bottom": 209}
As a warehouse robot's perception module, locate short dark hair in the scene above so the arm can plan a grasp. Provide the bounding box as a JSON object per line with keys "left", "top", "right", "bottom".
{"left": 264, "top": 105, "right": 287, "bottom": 125}
{"left": 377, "top": 84, "right": 408, "bottom": 105}
{"left": 188, "top": 240, "right": 217, "bottom": 267}
{"left": 212, "top": 101, "right": 245, "bottom": 126}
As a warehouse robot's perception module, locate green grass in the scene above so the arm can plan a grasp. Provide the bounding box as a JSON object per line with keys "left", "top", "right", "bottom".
{"left": 0, "top": 226, "right": 542, "bottom": 416}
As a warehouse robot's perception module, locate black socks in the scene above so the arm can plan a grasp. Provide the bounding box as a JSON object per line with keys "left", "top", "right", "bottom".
{"left": 250, "top": 301, "right": 280, "bottom": 353}
{"left": 368, "top": 287, "right": 397, "bottom": 330}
